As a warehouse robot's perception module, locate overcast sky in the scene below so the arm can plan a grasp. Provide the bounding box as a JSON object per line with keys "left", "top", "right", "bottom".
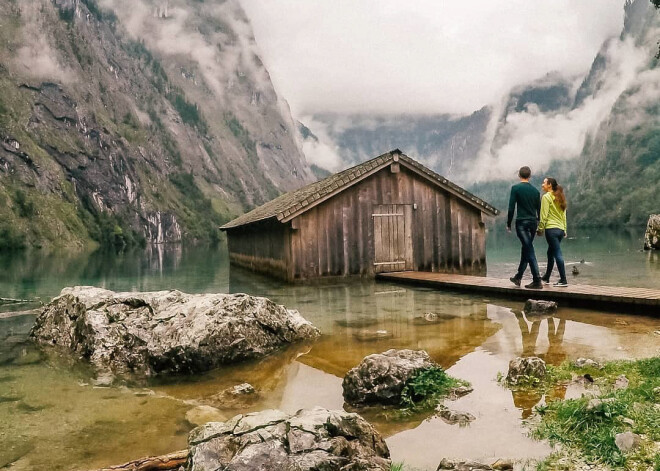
{"left": 239, "top": 0, "right": 625, "bottom": 116}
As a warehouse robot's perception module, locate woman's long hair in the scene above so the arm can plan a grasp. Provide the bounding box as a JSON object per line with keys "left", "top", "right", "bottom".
{"left": 546, "top": 177, "right": 567, "bottom": 211}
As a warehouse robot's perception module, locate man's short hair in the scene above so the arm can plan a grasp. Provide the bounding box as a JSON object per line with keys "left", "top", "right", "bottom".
{"left": 518, "top": 166, "right": 531, "bottom": 179}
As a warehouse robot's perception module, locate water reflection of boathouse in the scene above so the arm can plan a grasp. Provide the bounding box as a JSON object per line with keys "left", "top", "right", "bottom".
{"left": 221, "top": 150, "right": 499, "bottom": 281}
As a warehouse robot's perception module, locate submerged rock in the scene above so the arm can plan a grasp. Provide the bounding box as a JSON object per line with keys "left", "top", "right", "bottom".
{"left": 437, "top": 408, "right": 476, "bottom": 425}
{"left": 437, "top": 458, "right": 492, "bottom": 470}
{"left": 185, "top": 405, "right": 228, "bottom": 427}
{"left": 186, "top": 407, "right": 390, "bottom": 471}
{"left": 342, "top": 349, "right": 435, "bottom": 406}
{"left": 30, "top": 287, "right": 319, "bottom": 377}
{"left": 523, "top": 299, "right": 557, "bottom": 315}
{"left": 643, "top": 214, "right": 660, "bottom": 250}
{"left": 352, "top": 329, "right": 393, "bottom": 342}
{"left": 506, "top": 357, "right": 546, "bottom": 385}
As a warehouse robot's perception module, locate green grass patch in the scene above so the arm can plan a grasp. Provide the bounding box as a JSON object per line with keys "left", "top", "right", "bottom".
{"left": 399, "top": 367, "right": 469, "bottom": 411}
{"left": 530, "top": 357, "right": 660, "bottom": 470}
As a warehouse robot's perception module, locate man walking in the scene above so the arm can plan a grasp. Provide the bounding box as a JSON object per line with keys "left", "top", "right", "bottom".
{"left": 507, "top": 166, "right": 543, "bottom": 289}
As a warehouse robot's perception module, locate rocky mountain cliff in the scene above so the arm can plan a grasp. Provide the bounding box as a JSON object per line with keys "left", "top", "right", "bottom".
{"left": 569, "top": 0, "right": 660, "bottom": 226}
{"left": 0, "top": 0, "right": 313, "bottom": 250}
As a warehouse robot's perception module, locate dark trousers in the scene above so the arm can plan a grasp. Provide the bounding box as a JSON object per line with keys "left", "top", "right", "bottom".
{"left": 514, "top": 219, "right": 541, "bottom": 282}
{"left": 543, "top": 228, "right": 567, "bottom": 282}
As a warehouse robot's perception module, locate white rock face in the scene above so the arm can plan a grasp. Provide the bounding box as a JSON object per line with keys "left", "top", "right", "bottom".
{"left": 30, "top": 286, "right": 320, "bottom": 378}
{"left": 187, "top": 407, "right": 391, "bottom": 471}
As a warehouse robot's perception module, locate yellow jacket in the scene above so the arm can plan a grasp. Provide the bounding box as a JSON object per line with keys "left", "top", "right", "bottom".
{"left": 538, "top": 192, "right": 567, "bottom": 231}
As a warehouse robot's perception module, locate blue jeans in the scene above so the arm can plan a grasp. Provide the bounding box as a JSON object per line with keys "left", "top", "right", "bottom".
{"left": 514, "top": 219, "right": 541, "bottom": 282}
{"left": 543, "top": 228, "right": 567, "bottom": 283}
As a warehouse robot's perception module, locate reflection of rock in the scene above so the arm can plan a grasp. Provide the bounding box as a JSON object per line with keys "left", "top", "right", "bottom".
{"left": 187, "top": 407, "right": 391, "bottom": 471}
{"left": 342, "top": 349, "right": 434, "bottom": 406}
{"left": 352, "top": 329, "right": 393, "bottom": 342}
{"left": 523, "top": 299, "right": 557, "bottom": 315}
{"left": 506, "top": 357, "right": 546, "bottom": 385}
{"left": 410, "top": 312, "right": 455, "bottom": 325}
{"left": 210, "top": 383, "right": 260, "bottom": 408}
{"left": 437, "top": 408, "right": 476, "bottom": 426}
{"left": 335, "top": 318, "right": 379, "bottom": 328}
{"left": 30, "top": 287, "right": 319, "bottom": 378}
{"left": 185, "top": 405, "right": 228, "bottom": 427}
{"left": 447, "top": 386, "right": 474, "bottom": 400}
{"left": 643, "top": 214, "right": 660, "bottom": 250}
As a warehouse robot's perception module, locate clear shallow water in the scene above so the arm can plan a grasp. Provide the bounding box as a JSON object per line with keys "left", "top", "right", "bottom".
{"left": 0, "top": 228, "right": 658, "bottom": 470}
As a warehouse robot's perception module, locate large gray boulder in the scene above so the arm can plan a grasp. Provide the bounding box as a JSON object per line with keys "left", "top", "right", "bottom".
{"left": 342, "top": 349, "right": 435, "bottom": 406}
{"left": 644, "top": 214, "right": 660, "bottom": 250}
{"left": 187, "top": 407, "right": 391, "bottom": 471}
{"left": 30, "top": 287, "right": 319, "bottom": 377}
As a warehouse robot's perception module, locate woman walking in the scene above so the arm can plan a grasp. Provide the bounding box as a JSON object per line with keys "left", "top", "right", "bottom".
{"left": 538, "top": 177, "right": 568, "bottom": 287}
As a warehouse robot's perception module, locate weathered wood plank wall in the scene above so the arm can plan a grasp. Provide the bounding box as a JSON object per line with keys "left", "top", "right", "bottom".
{"left": 226, "top": 220, "right": 289, "bottom": 279}
{"left": 288, "top": 166, "right": 486, "bottom": 280}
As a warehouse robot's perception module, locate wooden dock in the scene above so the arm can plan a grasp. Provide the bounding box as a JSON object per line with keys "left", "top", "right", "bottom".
{"left": 376, "top": 272, "right": 660, "bottom": 314}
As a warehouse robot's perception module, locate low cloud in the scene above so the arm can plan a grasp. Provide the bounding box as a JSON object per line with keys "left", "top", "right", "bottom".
{"left": 240, "top": 0, "right": 624, "bottom": 116}
{"left": 470, "top": 35, "right": 649, "bottom": 181}
{"left": 14, "top": 0, "right": 76, "bottom": 84}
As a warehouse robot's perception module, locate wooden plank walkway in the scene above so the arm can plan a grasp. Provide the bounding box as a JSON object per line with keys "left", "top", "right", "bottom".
{"left": 376, "top": 272, "right": 660, "bottom": 314}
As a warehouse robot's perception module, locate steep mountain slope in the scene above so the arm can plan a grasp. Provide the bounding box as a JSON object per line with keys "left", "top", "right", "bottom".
{"left": 571, "top": 0, "right": 660, "bottom": 226}
{"left": 0, "top": 0, "right": 313, "bottom": 250}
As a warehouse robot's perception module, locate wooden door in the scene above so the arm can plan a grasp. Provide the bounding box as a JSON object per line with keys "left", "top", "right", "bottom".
{"left": 372, "top": 204, "right": 413, "bottom": 273}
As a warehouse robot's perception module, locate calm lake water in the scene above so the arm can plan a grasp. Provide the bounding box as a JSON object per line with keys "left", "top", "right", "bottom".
{"left": 0, "top": 227, "right": 658, "bottom": 470}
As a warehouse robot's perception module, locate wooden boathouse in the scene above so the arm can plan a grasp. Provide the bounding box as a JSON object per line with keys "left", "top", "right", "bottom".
{"left": 220, "top": 149, "right": 499, "bottom": 281}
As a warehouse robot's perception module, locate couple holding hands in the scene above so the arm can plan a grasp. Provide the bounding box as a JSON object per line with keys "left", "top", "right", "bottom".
{"left": 507, "top": 166, "right": 568, "bottom": 290}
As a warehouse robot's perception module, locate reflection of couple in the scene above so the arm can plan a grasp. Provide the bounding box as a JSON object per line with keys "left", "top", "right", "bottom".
{"left": 513, "top": 311, "right": 566, "bottom": 364}
{"left": 511, "top": 311, "right": 567, "bottom": 418}
{"left": 507, "top": 166, "right": 568, "bottom": 289}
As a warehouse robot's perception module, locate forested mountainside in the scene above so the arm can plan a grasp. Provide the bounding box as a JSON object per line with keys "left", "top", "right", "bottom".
{"left": 570, "top": 0, "right": 660, "bottom": 226}
{"left": 0, "top": 0, "right": 313, "bottom": 250}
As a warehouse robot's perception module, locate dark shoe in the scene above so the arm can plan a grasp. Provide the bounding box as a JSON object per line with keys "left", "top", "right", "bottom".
{"left": 509, "top": 276, "right": 521, "bottom": 287}
{"left": 553, "top": 281, "right": 568, "bottom": 287}
{"left": 525, "top": 281, "right": 544, "bottom": 289}
{"left": 541, "top": 276, "right": 550, "bottom": 284}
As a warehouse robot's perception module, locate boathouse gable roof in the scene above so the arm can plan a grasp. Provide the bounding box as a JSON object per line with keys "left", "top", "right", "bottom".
{"left": 221, "top": 149, "right": 499, "bottom": 230}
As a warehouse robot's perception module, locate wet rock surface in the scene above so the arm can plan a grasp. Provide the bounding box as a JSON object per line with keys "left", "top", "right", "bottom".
{"left": 644, "top": 214, "right": 660, "bottom": 250}
{"left": 186, "top": 407, "right": 391, "bottom": 471}
{"left": 342, "top": 349, "right": 435, "bottom": 406}
{"left": 523, "top": 299, "right": 557, "bottom": 315}
{"left": 506, "top": 357, "right": 546, "bottom": 385}
{"left": 30, "top": 287, "right": 320, "bottom": 377}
